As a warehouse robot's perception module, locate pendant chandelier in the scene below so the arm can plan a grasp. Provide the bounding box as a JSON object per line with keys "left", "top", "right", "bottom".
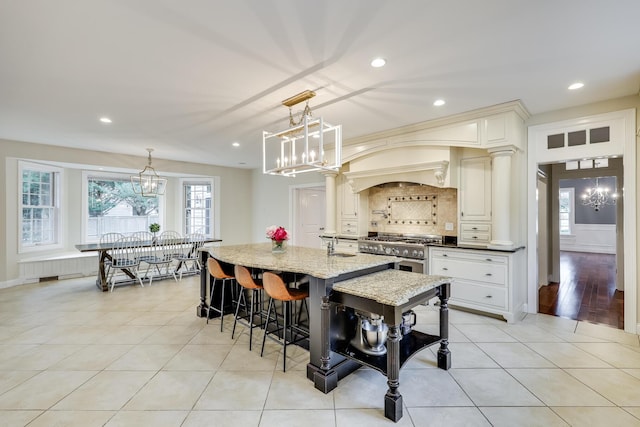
{"left": 581, "top": 177, "right": 617, "bottom": 211}
{"left": 131, "top": 148, "right": 167, "bottom": 197}
{"left": 263, "top": 90, "right": 342, "bottom": 177}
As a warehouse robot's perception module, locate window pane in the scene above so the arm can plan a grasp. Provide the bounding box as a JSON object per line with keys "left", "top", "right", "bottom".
{"left": 183, "top": 182, "right": 212, "bottom": 235}
{"left": 87, "top": 176, "right": 161, "bottom": 240}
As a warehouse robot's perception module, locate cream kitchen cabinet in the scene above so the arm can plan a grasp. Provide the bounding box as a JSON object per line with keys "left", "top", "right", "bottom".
{"left": 337, "top": 174, "right": 368, "bottom": 237}
{"left": 459, "top": 156, "right": 492, "bottom": 245}
{"left": 336, "top": 238, "right": 359, "bottom": 254}
{"left": 429, "top": 246, "right": 525, "bottom": 323}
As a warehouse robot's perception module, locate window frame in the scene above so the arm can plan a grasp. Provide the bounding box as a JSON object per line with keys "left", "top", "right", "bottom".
{"left": 81, "top": 170, "right": 165, "bottom": 243}
{"left": 180, "top": 177, "right": 218, "bottom": 238}
{"left": 559, "top": 187, "right": 575, "bottom": 236}
{"left": 18, "top": 160, "right": 64, "bottom": 253}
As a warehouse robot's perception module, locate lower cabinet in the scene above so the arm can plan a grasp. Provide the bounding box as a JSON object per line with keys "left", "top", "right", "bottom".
{"left": 336, "top": 238, "right": 359, "bottom": 254}
{"left": 428, "top": 246, "right": 525, "bottom": 323}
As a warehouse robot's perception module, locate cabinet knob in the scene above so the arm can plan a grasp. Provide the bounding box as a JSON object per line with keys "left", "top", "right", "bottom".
{"left": 442, "top": 267, "right": 448, "bottom": 271}
{"left": 442, "top": 254, "right": 448, "bottom": 257}
{"left": 486, "top": 258, "right": 492, "bottom": 262}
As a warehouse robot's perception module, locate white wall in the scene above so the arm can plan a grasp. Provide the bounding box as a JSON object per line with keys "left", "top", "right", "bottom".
{"left": 1, "top": 138, "right": 253, "bottom": 286}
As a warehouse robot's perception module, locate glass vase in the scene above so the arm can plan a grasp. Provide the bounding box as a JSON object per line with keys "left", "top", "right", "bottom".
{"left": 271, "top": 239, "right": 287, "bottom": 253}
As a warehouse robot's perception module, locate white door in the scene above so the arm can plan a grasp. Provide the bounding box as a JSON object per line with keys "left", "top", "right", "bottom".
{"left": 294, "top": 187, "right": 326, "bottom": 248}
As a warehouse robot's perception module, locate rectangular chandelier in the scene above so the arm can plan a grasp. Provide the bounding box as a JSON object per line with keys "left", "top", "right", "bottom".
{"left": 263, "top": 90, "right": 342, "bottom": 177}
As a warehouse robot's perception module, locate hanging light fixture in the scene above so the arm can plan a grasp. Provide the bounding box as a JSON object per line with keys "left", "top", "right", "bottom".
{"left": 131, "top": 148, "right": 167, "bottom": 197}
{"left": 263, "top": 90, "right": 342, "bottom": 177}
{"left": 581, "top": 177, "right": 617, "bottom": 211}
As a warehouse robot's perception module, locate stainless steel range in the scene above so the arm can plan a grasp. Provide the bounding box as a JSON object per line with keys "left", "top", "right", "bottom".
{"left": 358, "top": 233, "right": 442, "bottom": 274}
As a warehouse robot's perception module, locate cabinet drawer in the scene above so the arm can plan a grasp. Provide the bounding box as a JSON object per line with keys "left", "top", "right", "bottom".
{"left": 341, "top": 220, "right": 358, "bottom": 235}
{"left": 430, "top": 248, "right": 507, "bottom": 264}
{"left": 336, "top": 239, "right": 359, "bottom": 254}
{"left": 431, "top": 258, "right": 506, "bottom": 286}
{"left": 460, "top": 232, "right": 491, "bottom": 243}
{"left": 461, "top": 223, "right": 491, "bottom": 232}
{"left": 451, "top": 280, "right": 507, "bottom": 309}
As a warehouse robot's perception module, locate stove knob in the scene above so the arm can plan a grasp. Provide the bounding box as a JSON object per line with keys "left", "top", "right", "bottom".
{"left": 418, "top": 250, "right": 424, "bottom": 258}
{"left": 402, "top": 249, "right": 409, "bottom": 257}
{"left": 385, "top": 247, "right": 392, "bottom": 255}
{"left": 412, "top": 250, "right": 418, "bottom": 257}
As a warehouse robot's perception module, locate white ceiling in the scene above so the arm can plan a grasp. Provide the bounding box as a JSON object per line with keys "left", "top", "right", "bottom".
{"left": 1, "top": 0, "right": 639, "bottom": 169}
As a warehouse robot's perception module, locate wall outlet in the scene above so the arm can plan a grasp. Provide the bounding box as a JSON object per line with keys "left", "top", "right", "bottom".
{"left": 445, "top": 222, "right": 454, "bottom": 231}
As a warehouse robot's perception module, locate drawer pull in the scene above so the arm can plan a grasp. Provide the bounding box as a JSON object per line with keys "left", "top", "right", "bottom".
{"left": 442, "top": 254, "right": 448, "bottom": 257}
{"left": 472, "top": 236, "right": 478, "bottom": 239}
{"left": 486, "top": 258, "right": 493, "bottom": 262}
{"left": 442, "top": 267, "right": 449, "bottom": 271}
{"left": 471, "top": 227, "right": 478, "bottom": 230}
{"left": 485, "top": 273, "right": 493, "bottom": 276}
{"left": 485, "top": 295, "right": 493, "bottom": 299}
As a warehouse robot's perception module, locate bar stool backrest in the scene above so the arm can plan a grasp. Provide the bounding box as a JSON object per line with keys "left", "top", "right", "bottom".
{"left": 234, "top": 265, "right": 262, "bottom": 290}
{"left": 207, "top": 258, "right": 233, "bottom": 280}
{"left": 262, "top": 272, "right": 296, "bottom": 301}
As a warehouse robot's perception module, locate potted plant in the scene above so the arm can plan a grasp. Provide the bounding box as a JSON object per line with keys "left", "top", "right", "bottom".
{"left": 149, "top": 223, "right": 160, "bottom": 241}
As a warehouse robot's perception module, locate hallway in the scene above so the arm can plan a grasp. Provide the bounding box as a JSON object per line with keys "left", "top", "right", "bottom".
{"left": 539, "top": 251, "right": 623, "bottom": 329}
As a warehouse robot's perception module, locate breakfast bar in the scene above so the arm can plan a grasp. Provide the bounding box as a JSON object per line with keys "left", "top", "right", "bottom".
{"left": 198, "top": 243, "right": 452, "bottom": 421}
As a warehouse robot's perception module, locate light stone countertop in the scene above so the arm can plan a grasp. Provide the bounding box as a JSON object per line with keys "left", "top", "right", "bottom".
{"left": 206, "top": 243, "right": 398, "bottom": 279}
{"left": 332, "top": 270, "right": 452, "bottom": 306}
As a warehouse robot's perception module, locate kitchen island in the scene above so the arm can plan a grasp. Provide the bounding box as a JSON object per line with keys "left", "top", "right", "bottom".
{"left": 199, "top": 243, "right": 452, "bottom": 421}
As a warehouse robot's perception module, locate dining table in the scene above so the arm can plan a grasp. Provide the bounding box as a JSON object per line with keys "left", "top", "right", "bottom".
{"left": 76, "top": 237, "right": 222, "bottom": 291}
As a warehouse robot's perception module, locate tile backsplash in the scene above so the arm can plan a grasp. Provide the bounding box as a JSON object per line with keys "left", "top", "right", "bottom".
{"left": 368, "top": 184, "right": 457, "bottom": 236}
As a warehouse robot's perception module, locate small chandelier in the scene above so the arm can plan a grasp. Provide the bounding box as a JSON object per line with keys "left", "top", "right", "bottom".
{"left": 263, "top": 90, "right": 342, "bottom": 177}
{"left": 581, "top": 177, "right": 617, "bottom": 211}
{"left": 131, "top": 148, "right": 167, "bottom": 197}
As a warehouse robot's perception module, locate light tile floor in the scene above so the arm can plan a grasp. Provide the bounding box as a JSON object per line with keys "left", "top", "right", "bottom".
{"left": 1, "top": 276, "right": 640, "bottom": 426}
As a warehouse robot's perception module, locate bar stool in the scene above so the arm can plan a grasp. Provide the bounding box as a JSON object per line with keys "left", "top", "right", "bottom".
{"left": 260, "top": 272, "right": 309, "bottom": 372}
{"left": 206, "top": 258, "right": 235, "bottom": 332}
{"left": 232, "top": 265, "right": 265, "bottom": 350}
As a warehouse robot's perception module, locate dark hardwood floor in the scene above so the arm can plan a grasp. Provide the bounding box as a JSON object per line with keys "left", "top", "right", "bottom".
{"left": 538, "top": 251, "right": 624, "bottom": 330}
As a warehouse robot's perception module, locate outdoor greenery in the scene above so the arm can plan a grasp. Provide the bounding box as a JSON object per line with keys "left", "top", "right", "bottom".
{"left": 89, "top": 179, "right": 159, "bottom": 217}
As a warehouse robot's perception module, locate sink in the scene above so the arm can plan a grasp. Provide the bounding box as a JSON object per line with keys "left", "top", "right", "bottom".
{"left": 329, "top": 252, "right": 356, "bottom": 257}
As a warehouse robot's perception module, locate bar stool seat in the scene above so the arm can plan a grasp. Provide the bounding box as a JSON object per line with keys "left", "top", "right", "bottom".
{"left": 232, "top": 265, "right": 267, "bottom": 350}
{"left": 206, "top": 258, "right": 235, "bottom": 332}
{"left": 260, "top": 271, "right": 309, "bottom": 372}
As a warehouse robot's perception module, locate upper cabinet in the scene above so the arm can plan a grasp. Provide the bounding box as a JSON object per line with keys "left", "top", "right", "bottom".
{"left": 459, "top": 156, "right": 492, "bottom": 245}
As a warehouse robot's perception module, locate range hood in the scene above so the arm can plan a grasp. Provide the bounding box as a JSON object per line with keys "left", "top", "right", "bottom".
{"left": 343, "top": 160, "right": 450, "bottom": 193}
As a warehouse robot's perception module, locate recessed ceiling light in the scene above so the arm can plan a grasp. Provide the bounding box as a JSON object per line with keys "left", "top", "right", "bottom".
{"left": 568, "top": 82, "right": 584, "bottom": 90}
{"left": 370, "top": 57, "right": 386, "bottom": 68}
{"left": 99, "top": 117, "right": 112, "bottom": 123}
{"left": 232, "top": 142, "right": 240, "bottom": 147}
{"left": 433, "top": 99, "right": 446, "bottom": 106}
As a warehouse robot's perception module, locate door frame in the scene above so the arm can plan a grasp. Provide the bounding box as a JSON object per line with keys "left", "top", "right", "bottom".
{"left": 527, "top": 108, "right": 637, "bottom": 334}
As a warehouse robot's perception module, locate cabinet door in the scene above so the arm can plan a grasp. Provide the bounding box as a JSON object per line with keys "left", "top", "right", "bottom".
{"left": 340, "top": 175, "right": 358, "bottom": 219}
{"left": 460, "top": 157, "right": 491, "bottom": 221}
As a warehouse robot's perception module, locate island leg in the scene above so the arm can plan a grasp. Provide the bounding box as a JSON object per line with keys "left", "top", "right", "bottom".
{"left": 197, "top": 250, "right": 209, "bottom": 318}
{"left": 437, "top": 282, "right": 451, "bottom": 370}
{"left": 313, "top": 295, "right": 338, "bottom": 393}
{"left": 384, "top": 324, "right": 402, "bottom": 422}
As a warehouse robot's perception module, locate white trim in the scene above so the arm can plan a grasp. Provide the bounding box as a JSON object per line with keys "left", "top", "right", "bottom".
{"left": 18, "top": 160, "right": 64, "bottom": 253}
{"left": 179, "top": 177, "right": 216, "bottom": 238}
{"left": 527, "top": 108, "right": 636, "bottom": 334}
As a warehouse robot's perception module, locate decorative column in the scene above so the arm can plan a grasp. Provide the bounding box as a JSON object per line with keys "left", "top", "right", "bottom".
{"left": 322, "top": 171, "right": 338, "bottom": 236}
{"left": 489, "top": 148, "right": 515, "bottom": 248}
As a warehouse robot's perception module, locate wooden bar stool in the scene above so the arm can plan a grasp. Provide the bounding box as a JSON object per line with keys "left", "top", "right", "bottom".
{"left": 206, "top": 258, "right": 235, "bottom": 332}
{"left": 232, "top": 265, "right": 265, "bottom": 350}
{"left": 260, "top": 271, "right": 309, "bottom": 372}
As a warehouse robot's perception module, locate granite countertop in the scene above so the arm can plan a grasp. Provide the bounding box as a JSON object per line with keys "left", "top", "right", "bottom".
{"left": 332, "top": 270, "right": 452, "bottom": 306}
{"left": 206, "top": 243, "right": 398, "bottom": 279}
